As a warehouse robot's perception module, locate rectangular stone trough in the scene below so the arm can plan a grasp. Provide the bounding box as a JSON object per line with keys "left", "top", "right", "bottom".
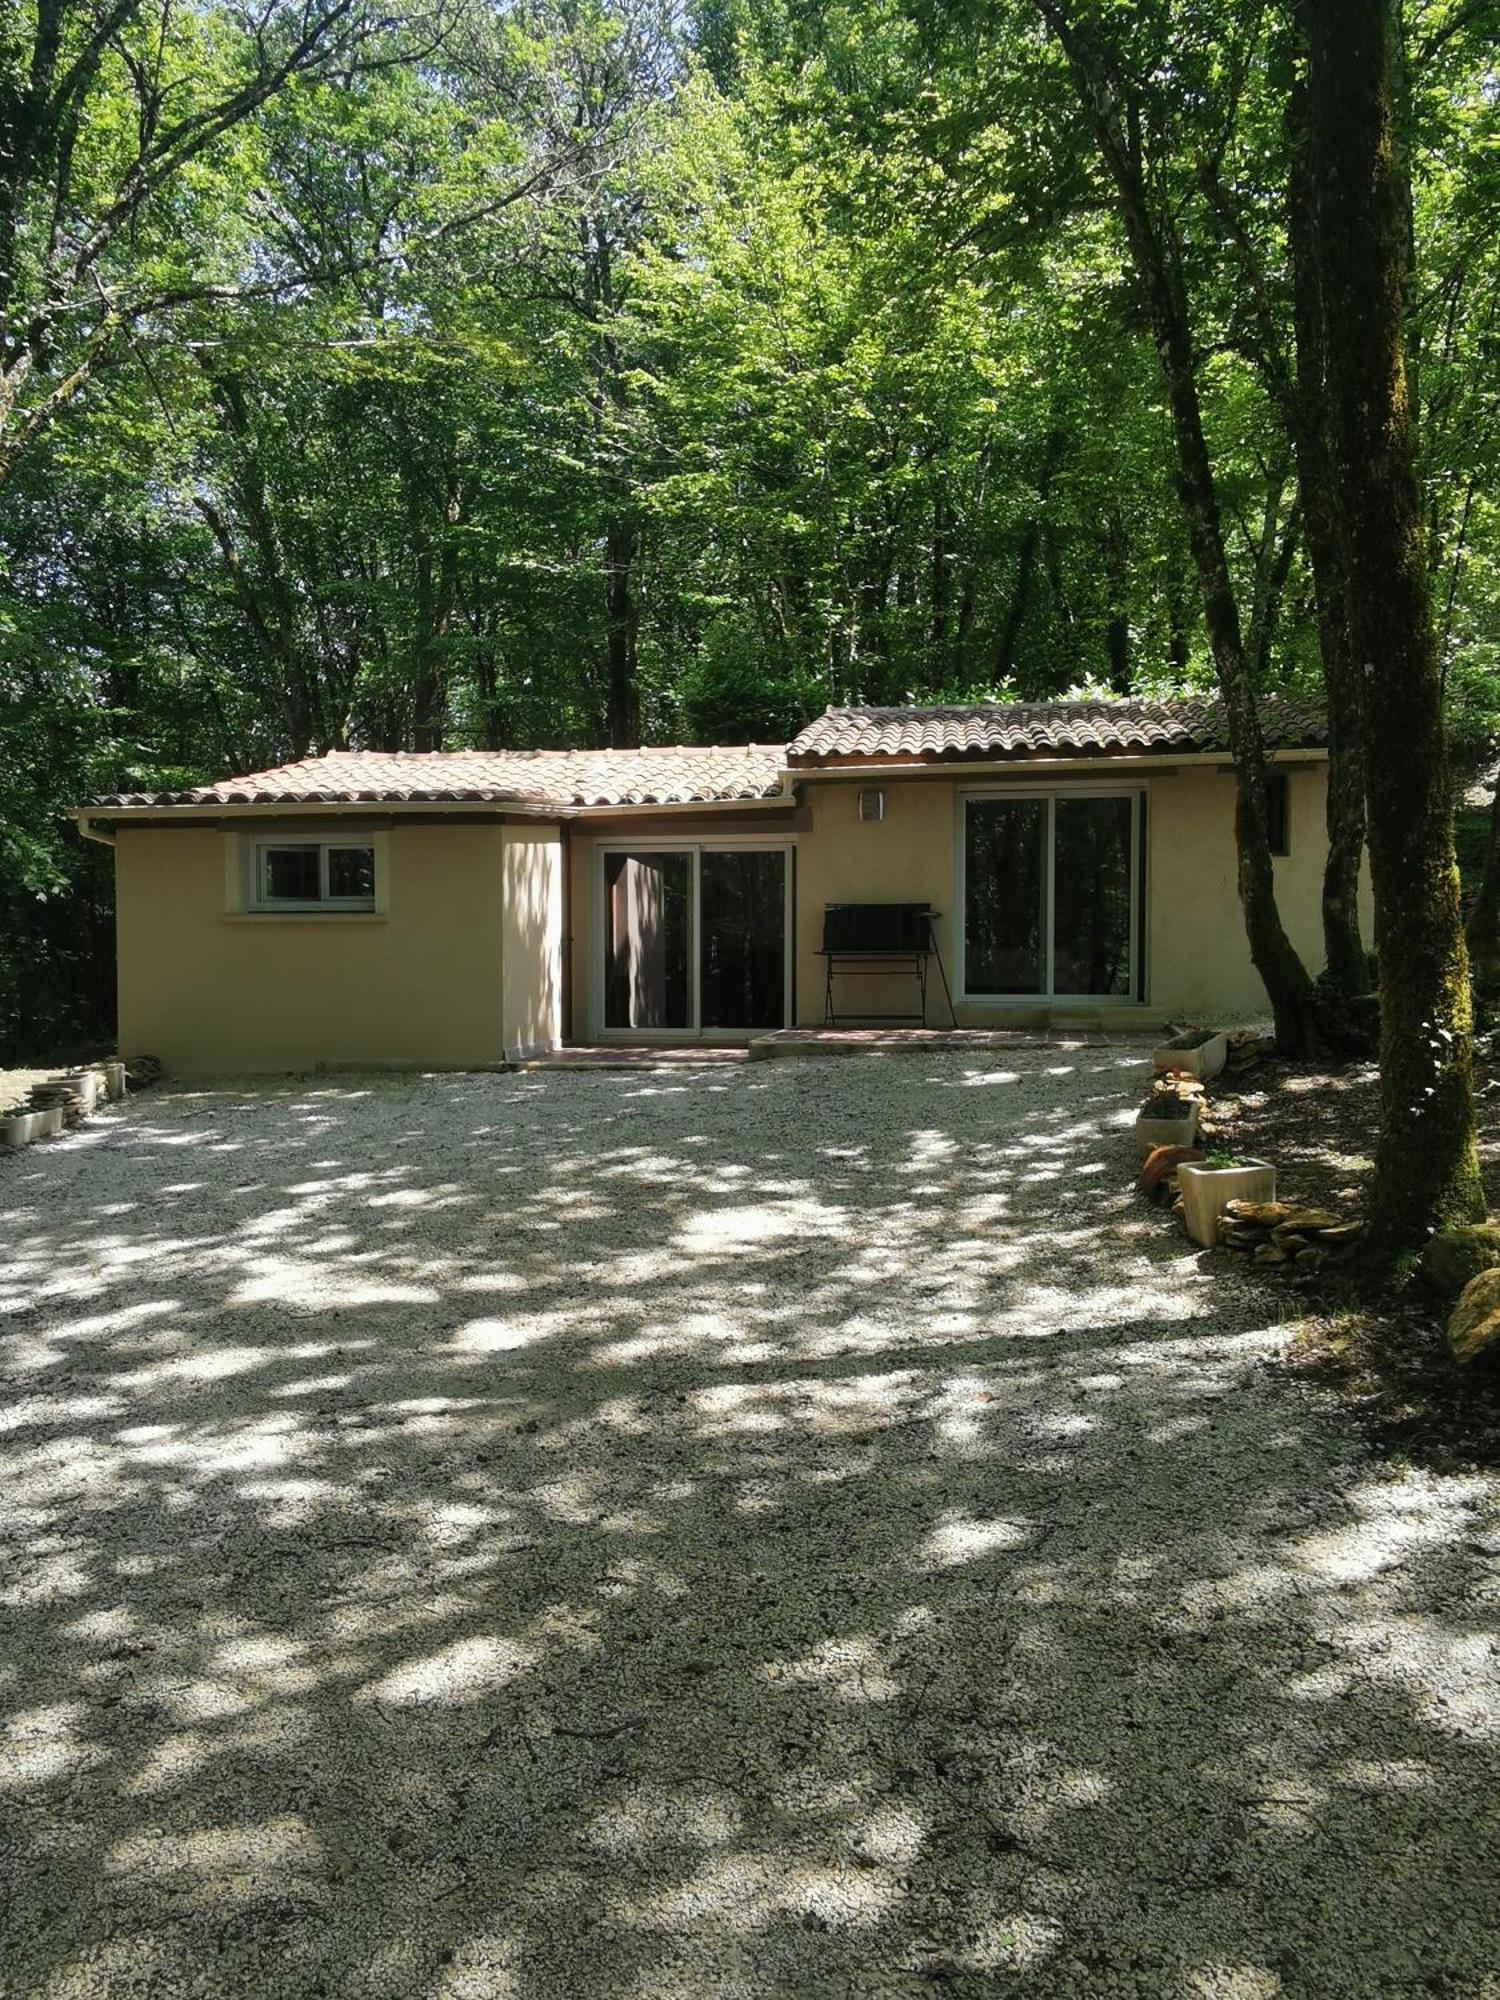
{"left": 1, "top": 1106, "right": 67, "bottom": 1148}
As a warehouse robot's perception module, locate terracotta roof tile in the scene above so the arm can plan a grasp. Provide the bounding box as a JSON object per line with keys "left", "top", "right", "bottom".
{"left": 785, "top": 697, "right": 1326, "bottom": 764}
{"left": 86, "top": 699, "right": 1328, "bottom": 812}
{"left": 91, "top": 744, "right": 788, "bottom": 810}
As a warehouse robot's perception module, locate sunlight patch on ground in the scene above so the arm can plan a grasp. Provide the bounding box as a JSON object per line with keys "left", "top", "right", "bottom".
{"left": 676, "top": 1199, "right": 848, "bottom": 1254}
{"left": 1295, "top": 1472, "right": 1493, "bottom": 1585}
{"left": 107, "top": 1343, "right": 279, "bottom": 1391}
{"left": 358, "top": 1633, "right": 532, "bottom": 1708}
{"left": 0, "top": 1702, "right": 109, "bottom": 1790}
{"left": 1330, "top": 1613, "right": 1500, "bottom": 1740}
{"left": 225, "top": 1255, "right": 439, "bottom": 1309}
{"left": 920, "top": 1510, "right": 1031, "bottom": 1567}
{"left": 848, "top": 1800, "right": 926, "bottom": 1867}
{"left": 1185, "top": 1966, "right": 1284, "bottom": 2000}
{"left": 628, "top": 1848, "right": 901, "bottom": 1933}
{"left": 448, "top": 1312, "right": 567, "bottom": 1355}
{"left": 106, "top": 1815, "right": 320, "bottom": 1897}
{"left": 760, "top": 1634, "right": 898, "bottom": 1703}
{"left": 588, "top": 1783, "right": 741, "bottom": 1857}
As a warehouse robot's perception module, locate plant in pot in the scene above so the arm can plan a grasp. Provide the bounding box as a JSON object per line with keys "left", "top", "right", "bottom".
{"left": 1177, "top": 1151, "right": 1277, "bottom": 1248}
{"left": 1152, "top": 1023, "right": 1229, "bottom": 1082}
{"left": 1134, "top": 1085, "right": 1200, "bottom": 1159}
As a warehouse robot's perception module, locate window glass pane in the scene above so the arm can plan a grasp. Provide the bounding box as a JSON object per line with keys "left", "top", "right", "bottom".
{"left": 604, "top": 851, "right": 692, "bottom": 1029}
{"left": 1265, "top": 773, "right": 1289, "bottom": 856}
{"left": 700, "top": 851, "right": 785, "bottom": 1030}
{"left": 1052, "top": 796, "right": 1134, "bottom": 995}
{"left": 261, "top": 846, "right": 321, "bottom": 901}
{"left": 327, "top": 846, "right": 376, "bottom": 900}
{"left": 965, "top": 800, "right": 1046, "bottom": 993}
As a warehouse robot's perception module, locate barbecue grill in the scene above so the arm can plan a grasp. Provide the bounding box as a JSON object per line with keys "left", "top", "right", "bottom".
{"left": 818, "top": 903, "right": 953, "bottom": 1026}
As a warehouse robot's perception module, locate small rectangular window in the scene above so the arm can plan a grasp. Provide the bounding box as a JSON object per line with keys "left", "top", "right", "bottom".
{"left": 253, "top": 840, "right": 377, "bottom": 911}
{"left": 262, "top": 845, "right": 321, "bottom": 903}
{"left": 1265, "top": 772, "right": 1290, "bottom": 857}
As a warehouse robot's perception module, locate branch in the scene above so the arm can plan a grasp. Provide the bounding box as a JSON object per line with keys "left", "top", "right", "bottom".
{"left": 1194, "top": 154, "right": 1296, "bottom": 426}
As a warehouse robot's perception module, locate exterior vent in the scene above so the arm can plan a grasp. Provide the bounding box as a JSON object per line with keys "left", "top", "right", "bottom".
{"left": 858, "top": 788, "right": 886, "bottom": 823}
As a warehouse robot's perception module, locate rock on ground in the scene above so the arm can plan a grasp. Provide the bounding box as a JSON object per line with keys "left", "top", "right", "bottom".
{"left": 1, "top": 1054, "right": 1498, "bottom": 1999}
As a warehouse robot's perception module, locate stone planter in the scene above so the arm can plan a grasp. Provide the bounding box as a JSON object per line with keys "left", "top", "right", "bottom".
{"left": 1, "top": 1106, "right": 66, "bottom": 1148}
{"left": 1178, "top": 1159, "right": 1276, "bottom": 1248}
{"left": 104, "top": 1061, "right": 127, "bottom": 1100}
{"left": 1152, "top": 1031, "right": 1228, "bottom": 1083}
{"left": 1134, "top": 1100, "right": 1200, "bottom": 1159}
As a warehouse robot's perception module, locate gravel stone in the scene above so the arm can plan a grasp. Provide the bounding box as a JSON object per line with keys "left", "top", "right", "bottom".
{"left": 1, "top": 1054, "right": 1498, "bottom": 1998}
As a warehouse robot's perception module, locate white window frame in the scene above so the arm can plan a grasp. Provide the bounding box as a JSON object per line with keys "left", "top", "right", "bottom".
{"left": 243, "top": 834, "right": 385, "bottom": 915}
{"left": 592, "top": 836, "right": 795, "bottom": 1040}
{"left": 955, "top": 784, "right": 1144, "bottom": 1005}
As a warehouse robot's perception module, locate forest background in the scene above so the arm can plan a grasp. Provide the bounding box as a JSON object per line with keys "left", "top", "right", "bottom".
{"left": 3, "top": 0, "right": 1497, "bottom": 1063}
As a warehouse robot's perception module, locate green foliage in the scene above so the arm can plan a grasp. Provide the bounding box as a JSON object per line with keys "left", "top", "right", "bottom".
{"left": 2, "top": 0, "right": 1499, "bottom": 1056}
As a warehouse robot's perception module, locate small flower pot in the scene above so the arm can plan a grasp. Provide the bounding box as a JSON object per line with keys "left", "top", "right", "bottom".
{"left": 1152, "top": 1032, "right": 1228, "bottom": 1082}
{"left": 1178, "top": 1159, "right": 1276, "bottom": 1248}
{"left": 1134, "top": 1100, "right": 1201, "bottom": 1159}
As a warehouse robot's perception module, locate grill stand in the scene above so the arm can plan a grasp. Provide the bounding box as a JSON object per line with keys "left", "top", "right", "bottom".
{"left": 819, "top": 922, "right": 956, "bottom": 1029}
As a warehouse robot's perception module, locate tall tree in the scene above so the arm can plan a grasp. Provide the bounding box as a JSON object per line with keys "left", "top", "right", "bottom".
{"left": 1302, "top": 0, "right": 1484, "bottom": 1250}
{"left": 1035, "top": 0, "right": 1318, "bottom": 1051}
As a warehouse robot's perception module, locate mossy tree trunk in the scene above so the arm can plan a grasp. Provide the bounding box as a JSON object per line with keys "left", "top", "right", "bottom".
{"left": 1040, "top": 0, "right": 1318, "bottom": 1054}
{"left": 1287, "top": 84, "right": 1368, "bottom": 996}
{"left": 1304, "top": 0, "right": 1484, "bottom": 1252}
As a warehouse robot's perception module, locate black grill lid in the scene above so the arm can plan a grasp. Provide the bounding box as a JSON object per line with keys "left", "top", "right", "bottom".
{"left": 821, "top": 903, "right": 934, "bottom": 953}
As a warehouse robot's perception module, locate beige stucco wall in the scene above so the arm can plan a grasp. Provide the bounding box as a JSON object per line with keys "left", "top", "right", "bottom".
{"left": 795, "top": 761, "right": 1368, "bottom": 1025}
{"left": 563, "top": 762, "right": 1369, "bottom": 1036}
{"left": 794, "top": 778, "right": 959, "bottom": 1025}
{"left": 116, "top": 820, "right": 510, "bottom": 1073}
{"left": 116, "top": 762, "right": 1369, "bottom": 1070}
{"left": 1145, "top": 763, "right": 1352, "bottom": 1019}
{"left": 500, "top": 824, "right": 563, "bottom": 1058}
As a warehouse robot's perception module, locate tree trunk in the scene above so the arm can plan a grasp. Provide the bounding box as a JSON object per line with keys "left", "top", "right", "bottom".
{"left": 996, "top": 429, "right": 1062, "bottom": 683}
{"left": 1165, "top": 555, "right": 1192, "bottom": 679}
{"left": 1304, "top": 0, "right": 1484, "bottom": 1251}
{"left": 930, "top": 489, "right": 951, "bottom": 669}
{"left": 405, "top": 465, "right": 461, "bottom": 751}
{"left": 995, "top": 520, "right": 1040, "bottom": 682}
{"left": 604, "top": 512, "right": 640, "bottom": 748}
{"left": 1147, "top": 294, "right": 1315, "bottom": 1052}
{"left": 1288, "top": 77, "right": 1368, "bottom": 995}
{"left": 1039, "top": 1, "right": 1317, "bottom": 1051}
{"left": 1102, "top": 500, "right": 1130, "bottom": 692}
{"left": 1466, "top": 777, "right": 1500, "bottom": 1006}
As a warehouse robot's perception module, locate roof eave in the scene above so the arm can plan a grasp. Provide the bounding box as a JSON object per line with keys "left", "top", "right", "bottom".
{"left": 73, "top": 786, "right": 797, "bottom": 824}
{"left": 786, "top": 744, "right": 1328, "bottom": 774}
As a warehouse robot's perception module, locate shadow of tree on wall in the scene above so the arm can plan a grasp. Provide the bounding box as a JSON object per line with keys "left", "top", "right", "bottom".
{"left": 1, "top": 1057, "right": 1497, "bottom": 1999}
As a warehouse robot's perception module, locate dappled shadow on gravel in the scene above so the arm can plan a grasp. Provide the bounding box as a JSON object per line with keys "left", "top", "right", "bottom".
{"left": 1, "top": 1056, "right": 1498, "bottom": 1999}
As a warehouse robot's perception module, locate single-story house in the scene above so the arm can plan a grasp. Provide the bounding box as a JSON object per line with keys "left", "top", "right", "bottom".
{"left": 75, "top": 696, "right": 1365, "bottom": 1073}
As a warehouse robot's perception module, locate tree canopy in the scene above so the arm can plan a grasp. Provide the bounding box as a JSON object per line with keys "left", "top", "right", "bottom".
{"left": 3, "top": 0, "right": 1499, "bottom": 1062}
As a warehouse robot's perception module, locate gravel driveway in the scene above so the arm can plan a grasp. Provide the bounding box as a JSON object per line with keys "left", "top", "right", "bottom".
{"left": 2, "top": 1053, "right": 1498, "bottom": 2000}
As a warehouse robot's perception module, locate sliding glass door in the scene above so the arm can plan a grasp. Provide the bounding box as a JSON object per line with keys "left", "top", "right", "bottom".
{"left": 604, "top": 852, "right": 693, "bottom": 1029}
{"left": 601, "top": 845, "right": 790, "bottom": 1034}
{"left": 962, "top": 791, "right": 1141, "bottom": 1001}
{"left": 700, "top": 850, "right": 787, "bottom": 1029}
